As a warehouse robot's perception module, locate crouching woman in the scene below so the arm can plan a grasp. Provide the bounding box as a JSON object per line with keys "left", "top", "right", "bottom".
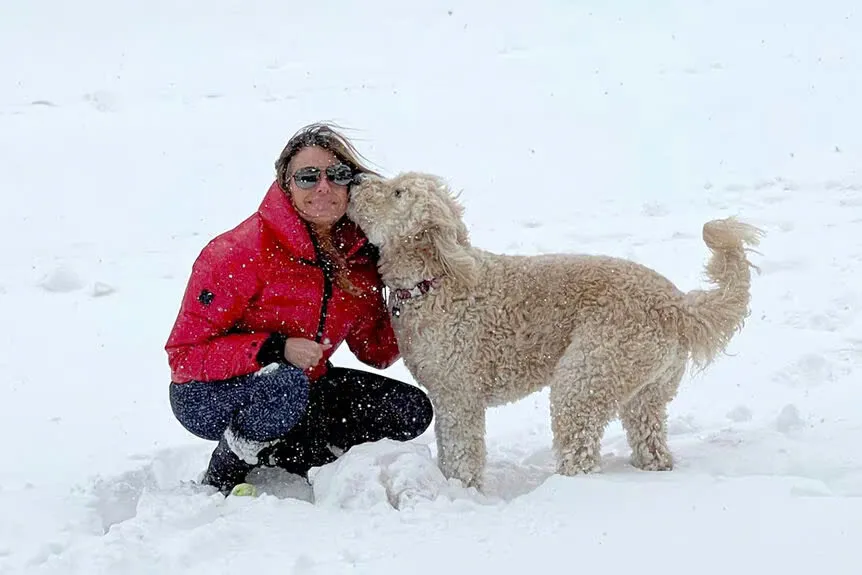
{"left": 164, "top": 122, "right": 433, "bottom": 494}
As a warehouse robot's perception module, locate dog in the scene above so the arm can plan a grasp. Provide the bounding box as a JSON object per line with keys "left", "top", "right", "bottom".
{"left": 347, "top": 172, "right": 763, "bottom": 489}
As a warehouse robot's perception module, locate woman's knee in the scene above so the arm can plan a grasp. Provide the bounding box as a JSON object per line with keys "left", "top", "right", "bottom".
{"left": 169, "top": 382, "right": 230, "bottom": 440}
{"left": 255, "top": 364, "right": 310, "bottom": 407}
{"left": 401, "top": 384, "right": 434, "bottom": 438}
{"left": 238, "top": 364, "right": 311, "bottom": 440}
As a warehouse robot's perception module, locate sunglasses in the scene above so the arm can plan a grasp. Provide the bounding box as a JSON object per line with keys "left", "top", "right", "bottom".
{"left": 291, "top": 164, "right": 355, "bottom": 189}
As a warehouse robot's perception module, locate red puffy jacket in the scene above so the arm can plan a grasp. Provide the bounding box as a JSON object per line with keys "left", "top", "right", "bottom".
{"left": 165, "top": 181, "right": 400, "bottom": 383}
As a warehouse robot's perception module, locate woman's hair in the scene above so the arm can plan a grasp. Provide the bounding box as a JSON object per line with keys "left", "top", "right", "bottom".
{"left": 275, "top": 121, "right": 380, "bottom": 190}
{"left": 275, "top": 122, "right": 381, "bottom": 297}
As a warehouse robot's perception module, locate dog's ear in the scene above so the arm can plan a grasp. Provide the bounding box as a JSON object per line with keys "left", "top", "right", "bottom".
{"left": 423, "top": 201, "right": 478, "bottom": 288}
{"left": 422, "top": 224, "right": 477, "bottom": 288}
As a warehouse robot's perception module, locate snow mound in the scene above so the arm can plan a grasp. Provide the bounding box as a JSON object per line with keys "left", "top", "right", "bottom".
{"left": 726, "top": 405, "right": 754, "bottom": 422}
{"left": 90, "top": 281, "right": 116, "bottom": 297}
{"left": 310, "top": 440, "right": 467, "bottom": 510}
{"left": 38, "top": 266, "right": 84, "bottom": 293}
{"left": 776, "top": 404, "right": 806, "bottom": 433}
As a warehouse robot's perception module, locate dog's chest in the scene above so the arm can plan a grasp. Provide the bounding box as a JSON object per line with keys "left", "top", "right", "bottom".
{"left": 389, "top": 301, "right": 448, "bottom": 346}
{"left": 387, "top": 292, "right": 467, "bottom": 373}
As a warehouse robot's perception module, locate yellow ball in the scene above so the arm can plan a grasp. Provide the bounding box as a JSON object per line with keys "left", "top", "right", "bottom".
{"left": 229, "top": 483, "right": 258, "bottom": 497}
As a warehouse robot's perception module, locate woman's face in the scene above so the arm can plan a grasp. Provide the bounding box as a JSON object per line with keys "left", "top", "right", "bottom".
{"left": 286, "top": 146, "right": 352, "bottom": 228}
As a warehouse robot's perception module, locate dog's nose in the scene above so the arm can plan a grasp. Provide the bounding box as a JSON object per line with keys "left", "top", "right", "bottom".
{"left": 351, "top": 173, "right": 370, "bottom": 186}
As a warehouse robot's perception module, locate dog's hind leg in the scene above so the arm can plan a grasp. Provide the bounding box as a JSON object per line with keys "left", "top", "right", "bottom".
{"left": 620, "top": 362, "right": 685, "bottom": 471}
{"left": 549, "top": 341, "right": 622, "bottom": 475}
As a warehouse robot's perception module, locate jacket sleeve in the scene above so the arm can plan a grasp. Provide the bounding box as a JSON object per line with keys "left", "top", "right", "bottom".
{"left": 345, "top": 285, "right": 401, "bottom": 370}
{"left": 165, "top": 237, "right": 272, "bottom": 383}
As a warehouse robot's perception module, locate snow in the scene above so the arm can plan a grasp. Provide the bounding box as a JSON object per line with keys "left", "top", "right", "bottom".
{"left": 1, "top": 0, "right": 861, "bottom": 573}
{"left": 308, "top": 439, "right": 471, "bottom": 511}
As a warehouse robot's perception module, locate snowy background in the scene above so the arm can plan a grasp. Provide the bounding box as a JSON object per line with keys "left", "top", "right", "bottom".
{"left": 2, "top": 0, "right": 861, "bottom": 573}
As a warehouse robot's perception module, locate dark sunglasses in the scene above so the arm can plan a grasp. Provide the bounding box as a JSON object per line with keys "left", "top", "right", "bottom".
{"left": 291, "top": 164, "right": 355, "bottom": 189}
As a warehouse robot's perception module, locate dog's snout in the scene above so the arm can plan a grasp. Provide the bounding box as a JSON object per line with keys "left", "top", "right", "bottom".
{"left": 351, "top": 172, "right": 383, "bottom": 190}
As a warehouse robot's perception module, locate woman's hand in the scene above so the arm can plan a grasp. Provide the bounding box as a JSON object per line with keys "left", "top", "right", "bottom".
{"left": 284, "top": 338, "right": 332, "bottom": 369}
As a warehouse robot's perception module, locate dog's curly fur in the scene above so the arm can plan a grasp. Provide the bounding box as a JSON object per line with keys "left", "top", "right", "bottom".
{"left": 348, "top": 172, "right": 764, "bottom": 489}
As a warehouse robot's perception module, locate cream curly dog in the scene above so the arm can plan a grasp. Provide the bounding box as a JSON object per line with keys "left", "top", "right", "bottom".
{"left": 347, "top": 172, "right": 763, "bottom": 489}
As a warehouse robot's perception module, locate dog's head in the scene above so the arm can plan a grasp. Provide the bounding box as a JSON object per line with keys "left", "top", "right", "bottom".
{"left": 348, "top": 172, "right": 477, "bottom": 287}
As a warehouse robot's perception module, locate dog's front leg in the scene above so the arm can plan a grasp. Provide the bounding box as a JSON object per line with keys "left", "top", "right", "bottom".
{"left": 432, "top": 391, "right": 486, "bottom": 490}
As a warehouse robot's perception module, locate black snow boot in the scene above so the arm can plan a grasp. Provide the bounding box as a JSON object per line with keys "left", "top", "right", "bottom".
{"left": 261, "top": 433, "right": 337, "bottom": 480}
{"left": 201, "top": 427, "right": 272, "bottom": 495}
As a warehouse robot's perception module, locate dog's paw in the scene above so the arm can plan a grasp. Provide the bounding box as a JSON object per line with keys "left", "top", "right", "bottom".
{"left": 440, "top": 459, "right": 484, "bottom": 491}
{"left": 630, "top": 450, "right": 674, "bottom": 471}
{"left": 443, "top": 467, "right": 484, "bottom": 491}
{"left": 447, "top": 474, "right": 484, "bottom": 492}
{"left": 556, "top": 450, "right": 602, "bottom": 476}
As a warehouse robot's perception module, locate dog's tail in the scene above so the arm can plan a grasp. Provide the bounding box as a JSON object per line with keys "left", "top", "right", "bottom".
{"left": 677, "top": 217, "right": 764, "bottom": 370}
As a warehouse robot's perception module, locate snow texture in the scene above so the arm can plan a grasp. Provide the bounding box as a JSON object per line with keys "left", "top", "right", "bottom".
{"left": 1, "top": 0, "right": 862, "bottom": 573}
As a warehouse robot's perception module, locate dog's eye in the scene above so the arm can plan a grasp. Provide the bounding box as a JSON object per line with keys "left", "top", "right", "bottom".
{"left": 394, "top": 188, "right": 405, "bottom": 197}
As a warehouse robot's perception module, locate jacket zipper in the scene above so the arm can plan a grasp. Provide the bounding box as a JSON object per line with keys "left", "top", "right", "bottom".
{"left": 308, "top": 231, "right": 333, "bottom": 343}
{"left": 316, "top": 269, "right": 332, "bottom": 342}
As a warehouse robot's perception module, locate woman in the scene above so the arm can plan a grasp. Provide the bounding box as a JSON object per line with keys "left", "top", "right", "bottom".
{"left": 165, "top": 122, "right": 433, "bottom": 495}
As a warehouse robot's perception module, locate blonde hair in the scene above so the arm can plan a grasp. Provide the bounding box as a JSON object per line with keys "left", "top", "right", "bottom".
{"left": 275, "top": 122, "right": 381, "bottom": 297}
{"left": 275, "top": 121, "right": 380, "bottom": 190}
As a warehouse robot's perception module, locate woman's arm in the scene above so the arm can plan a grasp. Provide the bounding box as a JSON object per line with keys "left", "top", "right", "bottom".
{"left": 345, "top": 286, "right": 401, "bottom": 369}
{"left": 165, "top": 236, "right": 273, "bottom": 383}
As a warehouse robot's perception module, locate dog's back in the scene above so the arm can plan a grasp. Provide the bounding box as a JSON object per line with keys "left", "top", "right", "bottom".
{"left": 446, "top": 248, "right": 687, "bottom": 405}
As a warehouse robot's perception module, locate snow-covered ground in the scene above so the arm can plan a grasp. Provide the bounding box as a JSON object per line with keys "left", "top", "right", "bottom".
{"left": 2, "top": 1, "right": 861, "bottom": 573}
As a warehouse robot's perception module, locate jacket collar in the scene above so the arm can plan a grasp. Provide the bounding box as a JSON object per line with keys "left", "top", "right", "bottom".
{"left": 257, "top": 180, "right": 368, "bottom": 262}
